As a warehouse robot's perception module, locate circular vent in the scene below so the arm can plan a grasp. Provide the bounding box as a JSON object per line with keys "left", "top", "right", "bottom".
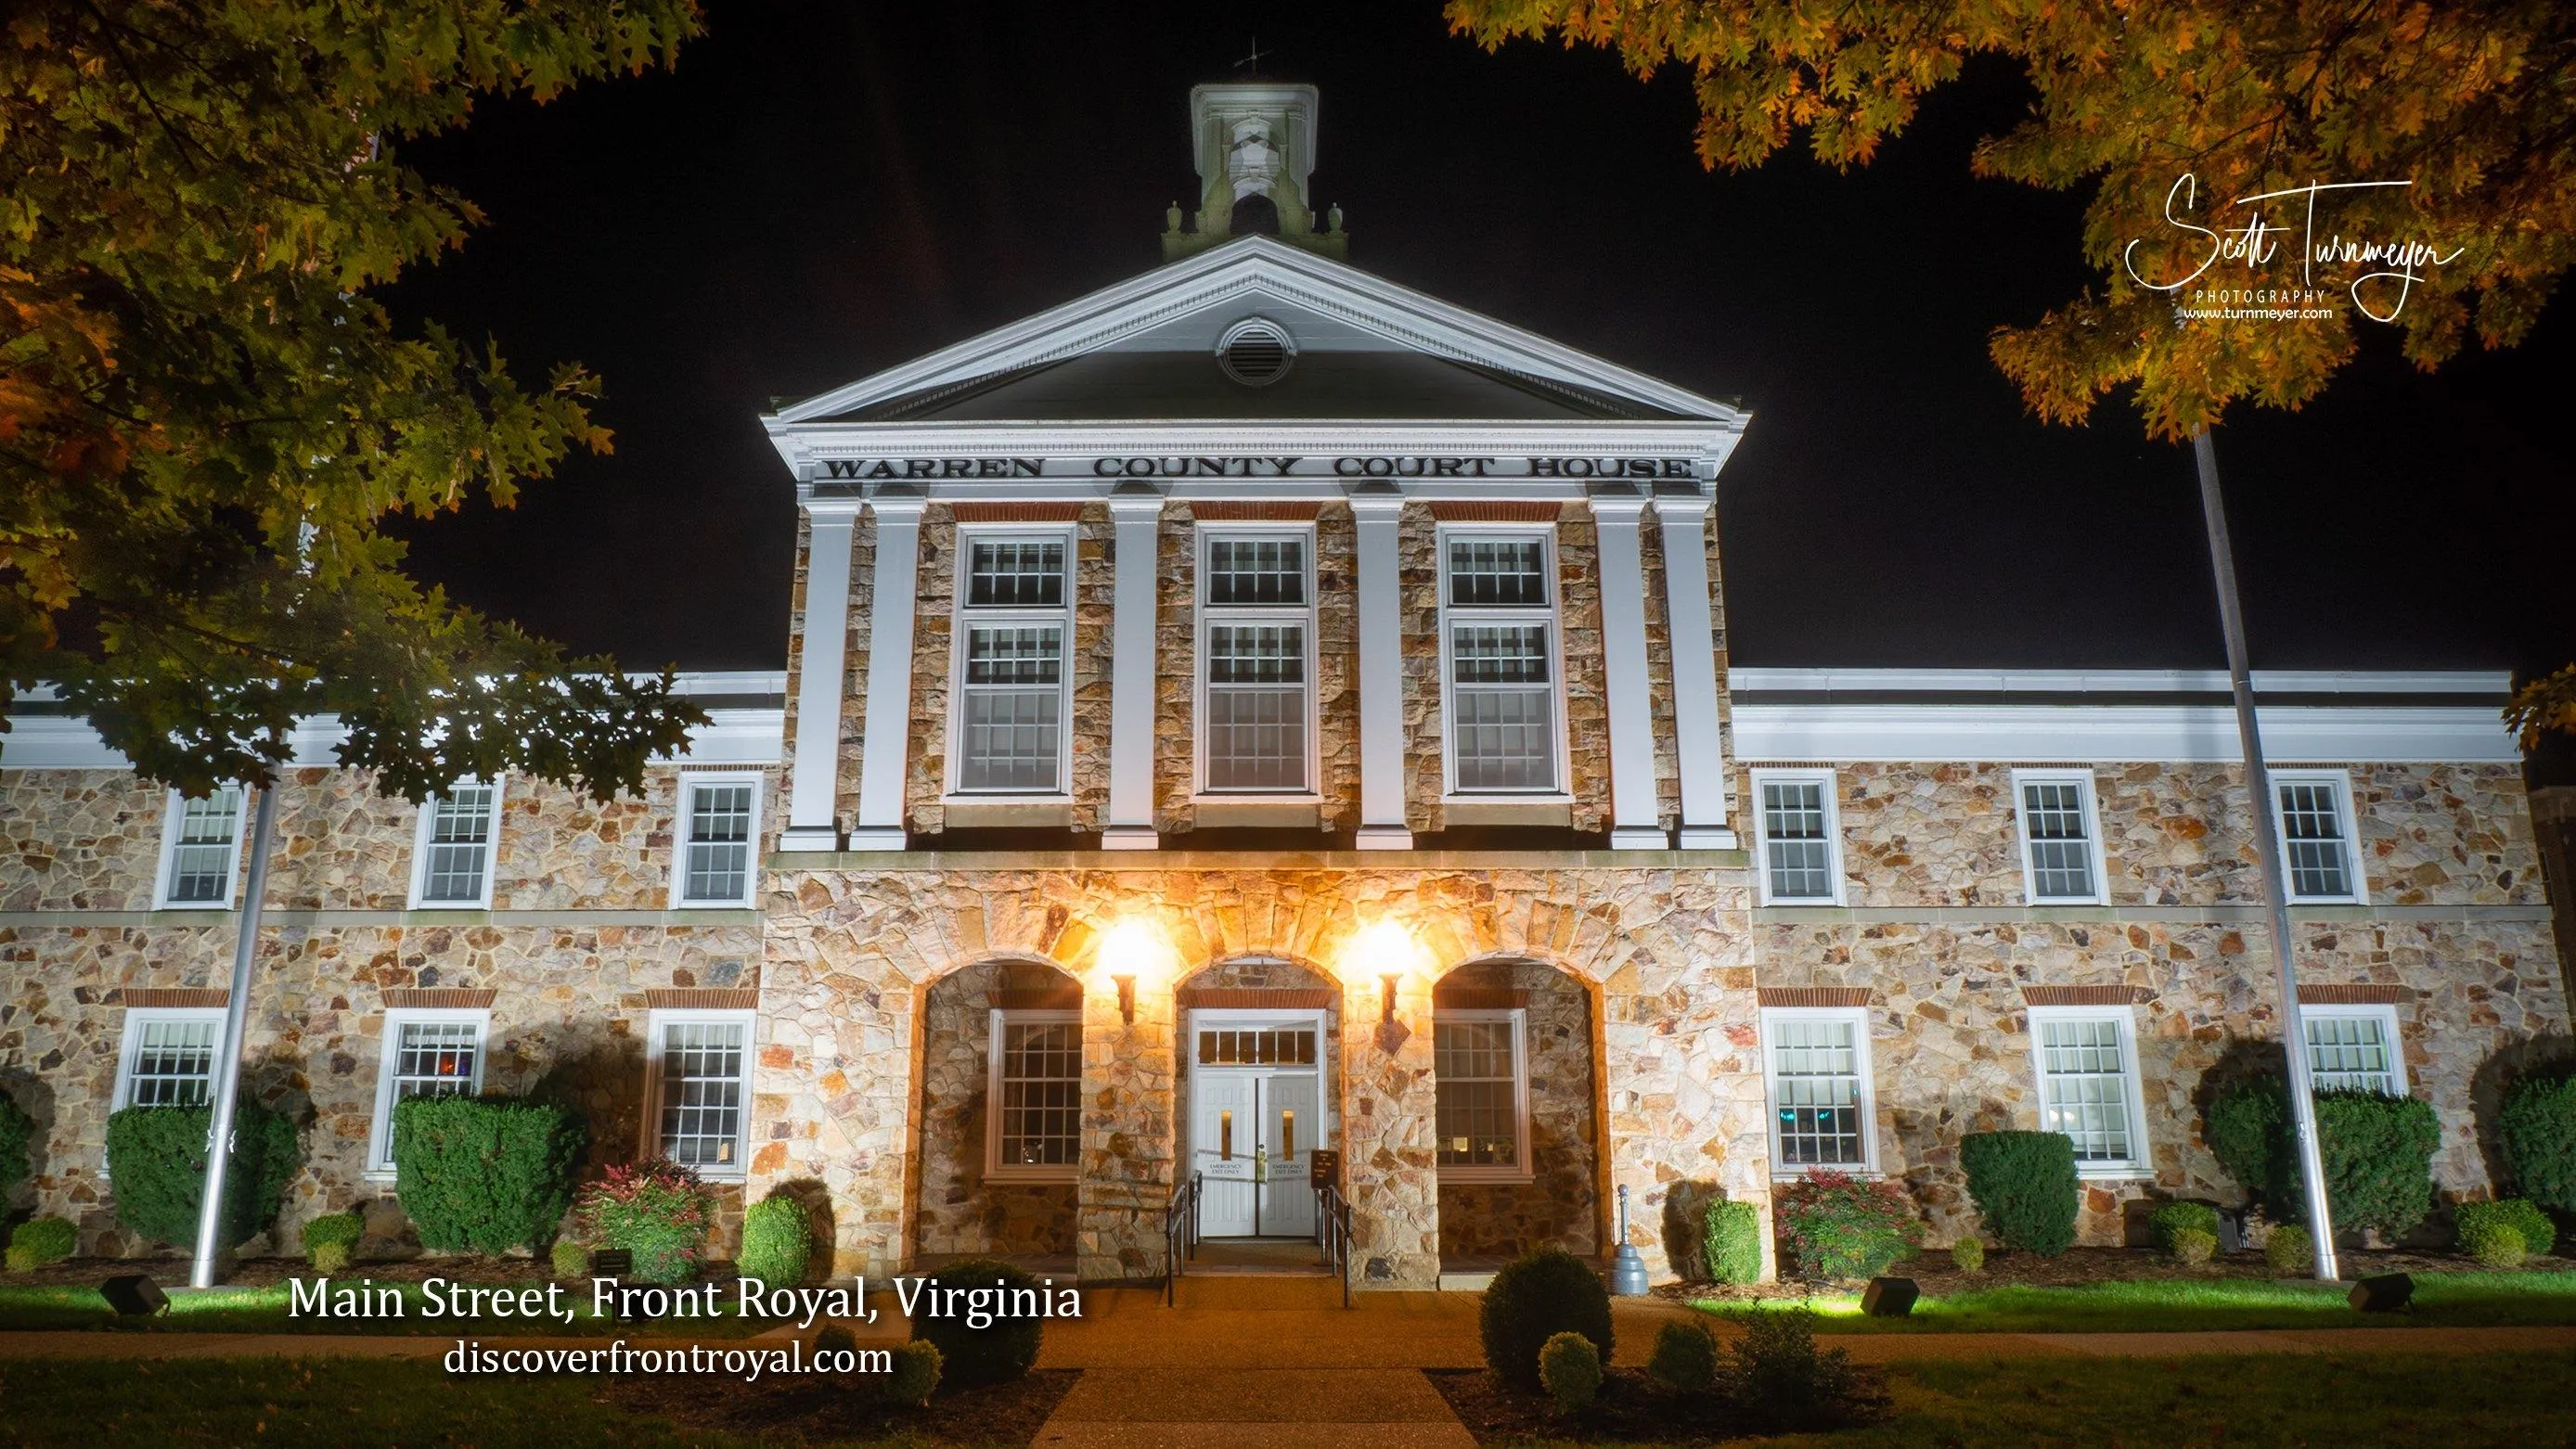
{"left": 1216, "top": 318, "right": 1294, "bottom": 387}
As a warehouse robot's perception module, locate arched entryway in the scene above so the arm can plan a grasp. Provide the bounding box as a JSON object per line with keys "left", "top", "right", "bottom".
{"left": 1432, "top": 957, "right": 1604, "bottom": 1267}
{"left": 910, "top": 956, "right": 1083, "bottom": 1267}
{"left": 1174, "top": 955, "right": 1342, "bottom": 1250}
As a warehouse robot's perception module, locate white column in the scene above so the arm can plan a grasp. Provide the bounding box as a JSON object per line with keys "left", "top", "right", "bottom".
{"left": 1102, "top": 494, "right": 1163, "bottom": 850}
{"left": 779, "top": 500, "right": 860, "bottom": 852}
{"left": 1590, "top": 495, "right": 1670, "bottom": 850}
{"left": 1655, "top": 497, "right": 1738, "bottom": 849}
{"left": 846, "top": 498, "right": 926, "bottom": 852}
{"left": 1351, "top": 494, "right": 1412, "bottom": 849}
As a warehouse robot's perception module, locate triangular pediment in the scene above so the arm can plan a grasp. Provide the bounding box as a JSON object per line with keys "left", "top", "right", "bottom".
{"left": 774, "top": 237, "right": 1741, "bottom": 426}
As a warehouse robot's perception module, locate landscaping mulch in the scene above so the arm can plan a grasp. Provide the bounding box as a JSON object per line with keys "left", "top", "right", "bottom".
{"left": 9, "top": 1252, "right": 566, "bottom": 1290}
{"left": 605, "top": 1366, "right": 1079, "bottom": 1446}
{"left": 1426, "top": 1366, "right": 1879, "bottom": 1446}
{"left": 1656, "top": 1244, "right": 2575, "bottom": 1302}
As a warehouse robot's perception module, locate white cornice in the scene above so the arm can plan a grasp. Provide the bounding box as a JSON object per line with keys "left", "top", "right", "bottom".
{"left": 1733, "top": 702, "right": 2520, "bottom": 764}
{"left": 1729, "top": 667, "right": 2512, "bottom": 697}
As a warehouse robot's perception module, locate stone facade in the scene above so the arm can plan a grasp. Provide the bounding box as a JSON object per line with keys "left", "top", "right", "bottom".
{"left": 913, "top": 957, "right": 1080, "bottom": 1256}
{"left": 1436, "top": 958, "right": 1602, "bottom": 1259}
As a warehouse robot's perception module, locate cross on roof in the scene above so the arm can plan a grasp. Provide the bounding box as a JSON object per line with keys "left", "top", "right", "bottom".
{"left": 1234, "top": 37, "right": 1270, "bottom": 78}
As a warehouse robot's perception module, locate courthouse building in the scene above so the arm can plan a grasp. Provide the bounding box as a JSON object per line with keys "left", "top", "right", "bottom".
{"left": 1, "top": 83, "right": 2563, "bottom": 1287}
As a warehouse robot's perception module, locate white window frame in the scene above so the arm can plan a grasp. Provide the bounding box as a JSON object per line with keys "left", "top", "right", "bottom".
{"left": 152, "top": 788, "right": 250, "bottom": 910}
{"left": 2010, "top": 768, "right": 2110, "bottom": 905}
{"left": 985, "top": 1007, "right": 1083, "bottom": 1184}
{"left": 640, "top": 1008, "right": 757, "bottom": 1182}
{"left": 1432, "top": 1007, "right": 1532, "bottom": 1184}
{"left": 2025, "top": 1004, "right": 2152, "bottom": 1178}
{"left": 1749, "top": 767, "right": 1847, "bottom": 906}
{"left": 669, "top": 772, "right": 765, "bottom": 908}
{"left": 109, "top": 1007, "right": 228, "bottom": 1111}
{"left": 365, "top": 1007, "right": 491, "bottom": 1178}
{"left": 2301, "top": 1004, "right": 2408, "bottom": 1096}
{"left": 1758, "top": 1007, "right": 1879, "bottom": 1175}
{"left": 1192, "top": 521, "right": 1321, "bottom": 800}
{"left": 945, "top": 524, "right": 1077, "bottom": 800}
{"left": 2272, "top": 769, "right": 2367, "bottom": 904}
{"left": 1435, "top": 524, "right": 1572, "bottom": 800}
{"left": 406, "top": 777, "right": 506, "bottom": 910}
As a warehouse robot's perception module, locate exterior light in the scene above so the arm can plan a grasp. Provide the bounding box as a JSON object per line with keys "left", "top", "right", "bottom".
{"left": 1096, "top": 917, "right": 1168, "bottom": 1025}
{"left": 1114, "top": 974, "right": 1138, "bottom": 1024}
{"left": 1380, "top": 973, "right": 1401, "bottom": 1024}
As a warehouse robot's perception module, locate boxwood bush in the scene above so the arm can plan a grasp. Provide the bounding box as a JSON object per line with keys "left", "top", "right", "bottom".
{"left": 1647, "top": 1319, "right": 1719, "bottom": 1393}
{"left": 104, "top": 1100, "right": 300, "bottom": 1250}
{"left": 2500, "top": 1069, "right": 2576, "bottom": 1215}
{"left": 1539, "top": 1330, "right": 1603, "bottom": 1413}
{"left": 393, "top": 1095, "right": 586, "bottom": 1254}
{"left": 738, "top": 1192, "right": 812, "bottom": 1289}
{"left": 1479, "top": 1246, "right": 1614, "bottom": 1391}
{"left": 6, "top": 1215, "right": 75, "bottom": 1271}
{"left": 2206, "top": 1078, "right": 2439, "bottom": 1237}
{"left": 2147, "top": 1200, "right": 2222, "bottom": 1255}
{"left": 910, "top": 1256, "right": 1045, "bottom": 1385}
{"left": 1702, "top": 1198, "right": 1762, "bottom": 1286}
{"left": 2455, "top": 1199, "right": 2556, "bottom": 1259}
{"left": 300, "top": 1211, "right": 364, "bottom": 1273}
{"left": 0, "top": 1091, "right": 32, "bottom": 1200}
{"left": 1959, "top": 1132, "right": 2078, "bottom": 1254}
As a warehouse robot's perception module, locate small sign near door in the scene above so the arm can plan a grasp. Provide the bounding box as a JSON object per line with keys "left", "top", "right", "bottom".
{"left": 1308, "top": 1148, "right": 1341, "bottom": 1188}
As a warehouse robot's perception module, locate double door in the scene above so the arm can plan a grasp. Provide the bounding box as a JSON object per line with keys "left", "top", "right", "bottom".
{"left": 1188, "top": 1010, "right": 1325, "bottom": 1238}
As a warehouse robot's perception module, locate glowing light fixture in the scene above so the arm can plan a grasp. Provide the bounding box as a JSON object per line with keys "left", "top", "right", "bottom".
{"left": 1096, "top": 917, "right": 1167, "bottom": 1025}
{"left": 1114, "top": 974, "right": 1138, "bottom": 1024}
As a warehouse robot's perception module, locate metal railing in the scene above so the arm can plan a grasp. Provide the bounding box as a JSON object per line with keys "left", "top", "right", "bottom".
{"left": 1163, "top": 1171, "right": 1203, "bottom": 1307}
{"left": 1315, "top": 1180, "right": 1356, "bottom": 1309}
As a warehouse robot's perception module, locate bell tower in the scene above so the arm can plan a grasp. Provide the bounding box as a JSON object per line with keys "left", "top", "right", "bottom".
{"left": 1162, "top": 82, "right": 1348, "bottom": 261}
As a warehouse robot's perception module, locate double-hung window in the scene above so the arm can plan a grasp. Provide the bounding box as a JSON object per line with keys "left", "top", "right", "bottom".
{"left": 673, "top": 775, "right": 761, "bottom": 907}
{"left": 1760, "top": 1007, "right": 1876, "bottom": 1173}
{"left": 367, "top": 1008, "right": 489, "bottom": 1176}
{"left": 155, "top": 788, "right": 247, "bottom": 909}
{"left": 112, "top": 1008, "right": 225, "bottom": 1109}
{"left": 1433, "top": 1009, "right": 1530, "bottom": 1180}
{"left": 1198, "top": 529, "right": 1316, "bottom": 794}
{"left": 1751, "top": 769, "right": 1843, "bottom": 904}
{"left": 1440, "top": 532, "right": 1562, "bottom": 794}
{"left": 2012, "top": 769, "right": 2108, "bottom": 904}
{"left": 952, "top": 532, "right": 1073, "bottom": 795}
{"left": 2303, "top": 1006, "right": 2406, "bottom": 1095}
{"left": 409, "top": 779, "right": 503, "bottom": 908}
{"left": 644, "top": 1010, "right": 755, "bottom": 1179}
{"left": 2028, "top": 1006, "right": 2150, "bottom": 1175}
{"left": 2274, "top": 771, "right": 2364, "bottom": 903}
{"left": 985, "top": 1009, "right": 1082, "bottom": 1182}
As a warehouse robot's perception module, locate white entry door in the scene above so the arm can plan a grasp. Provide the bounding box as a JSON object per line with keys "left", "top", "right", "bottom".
{"left": 1261, "top": 1071, "right": 1319, "bottom": 1237}
{"left": 1187, "top": 1009, "right": 1328, "bottom": 1238}
{"left": 1192, "top": 1072, "right": 1259, "bottom": 1237}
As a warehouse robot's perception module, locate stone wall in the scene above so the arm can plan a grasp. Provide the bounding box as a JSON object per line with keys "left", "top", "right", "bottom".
{"left": 1436, "top": 958, "right": 1601, "bottom": 1258}
{"left": 912, "top": 957, "right": 1079, "bottom": 1256}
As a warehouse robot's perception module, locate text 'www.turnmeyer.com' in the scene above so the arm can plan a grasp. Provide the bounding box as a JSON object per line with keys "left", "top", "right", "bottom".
{"left": 444, "top": 1339, "right": 878, "bottom": 1382}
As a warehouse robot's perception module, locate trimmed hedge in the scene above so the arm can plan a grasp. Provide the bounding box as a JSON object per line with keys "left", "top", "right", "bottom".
{"left": 2501, "top": 1070, "right": 2576, "bottom": 1215}
{"left": 0, "top": 1092, "right": 32, "bottom": 1199}
{"left": 739, "top": 1193, "right": 813, "bottom": 1289}
{"left": 2147, "top": 1200, "right": 2222, "bottom": 1255}
{"left": 1479, "top": 1247, "right": 1614, "bottom": 1391}
{"left": 104, "top": 1100, "right": 300, "bottom": 1250}
{"left": 393, "top": 1095, "right": 586, "bottom": 1254}
{"left": 2455, "top": 1199, "right": 2556, "bottom": 1259}
{"left": 6, "top": 1216, "right": 75, "bottom": 1271}
{"left": 2265, "top": 1223, "right": 2313, "bottom": 1274}
{"left": 301, "top": 1211, "right": 364, "bottom": 1274}
{"left": 910, "top": 1257, "right": 1045, "bottom": 1385}
{"left": 1539, "top": 1330, "right": 1603, "bottom": 1413}
{"left": 1647, "top": 1319, "right": 1719, "bottom": 1393}
{"left": 2205, "top": 1078, "right": 2441, "bottom": 1237}
{"left": 2464, "top": 1219, "right": 2528, "bottom": 1268}
{"left": 1702, "top": 1199, "right": 1762, "bottom": 1286}
{"left": 1959, "top": 1132, "right": 2078, "bottom": 1255}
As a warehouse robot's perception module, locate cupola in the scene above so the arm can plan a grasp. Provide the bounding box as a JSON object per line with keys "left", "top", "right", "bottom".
{"left": 1162, "top": 82, "right": 1347, "bottom": 262}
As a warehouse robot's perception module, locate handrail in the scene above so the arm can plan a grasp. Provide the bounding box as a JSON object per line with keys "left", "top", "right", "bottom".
{"left": 1163, "top": 1171, "right": 1203, "bottom": 1307}
{"left": 1315, "top": 1180, "right": 1355, "bottom": 1309}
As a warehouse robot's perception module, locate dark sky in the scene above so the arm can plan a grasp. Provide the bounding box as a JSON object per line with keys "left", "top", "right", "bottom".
{"left": 387, "top": 2, "right": 2576, "bottom": 714}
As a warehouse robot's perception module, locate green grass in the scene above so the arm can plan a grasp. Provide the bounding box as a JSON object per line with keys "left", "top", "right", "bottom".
{"left": 1693, "top": 1270, "right": 2576, "bottom": 1334}
{"left": 0, "top": 1279, "right": 785, "bottom": 1336}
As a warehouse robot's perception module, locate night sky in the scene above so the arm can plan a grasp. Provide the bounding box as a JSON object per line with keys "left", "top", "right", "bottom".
{"left": 385, "top": 2, "right": 2576, "bottom": 758}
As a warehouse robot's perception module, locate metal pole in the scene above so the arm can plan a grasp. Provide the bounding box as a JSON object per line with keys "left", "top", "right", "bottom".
{"left": 190, "top": 781, "right": 278, "bottom": 1289}
{"left": 2192, "top": 430, "right": 2338, "bottom": 1281}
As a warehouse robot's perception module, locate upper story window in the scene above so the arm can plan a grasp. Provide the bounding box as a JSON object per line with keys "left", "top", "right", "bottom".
{"left": 644, "top": 1009, "right": 754, "bottom": 1180}
{"left": 1433, "top": 1008, "right": 1530, "bottom": 1181}
{"left": 1751, "top": 768, "right": 1844, "bottom": 905}
{"left": 673, "top": 775, "right": 761, "bottom": 908}
{"left": 2274, "top": 771, "right": 2364, "bottom": 903}
{"left": 1439, "top": 531, "right": 1562, "bottom": 795}
{"left": 409, "top": 780, "right": 502, "bottom": 909}
{"left": 2028, "top": 1005, "right": 2149, "bottom": 1176}
{"left": 986, "top": 1009, "right": 1082, "bottom": 1182}
{"left": 368, "top": 1008, "right": 489, "bottom": 1176}
{"left": 2012, "top": 769, "right": 2108, "bottom": 904}
{"left": 113, "top": 1007, "right": 225, "bottom": 1109}
{"left": 952, "top": 532, "right": 1073, "bottom": 796}
{"left": 2304, "top": 1006, "right": 2406, "bottom": 1095}
{"left": 155, "top": 788, "right": 247, "bottom": 909}
{"left": 1199, "top": 528, "right": 1315, "bottom": 795}
{"left": 1760, "top": 1007, "right": 1876, "bottom": 1173}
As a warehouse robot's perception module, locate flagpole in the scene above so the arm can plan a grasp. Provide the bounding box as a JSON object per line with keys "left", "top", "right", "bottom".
{"left": 2192, "top": 429, "right": 2338, "bottom": 1281}
{"left": 190, "top": 780, "right": 278, "bottom": 1289}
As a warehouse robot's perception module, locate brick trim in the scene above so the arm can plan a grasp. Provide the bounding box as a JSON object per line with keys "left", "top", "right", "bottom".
{"left": 1176, "top": 987, "right": 1338, "bottom": 1009}
{"left": 2299, "top": 984, "right": 2415, "bottom": 1006}
{"left": 991, "top": 986, "right": 1084, "bottom": 1010}
{"left": 1755, "top": 987, "right": 1874, "bottom": 1008}
{"left": 950, "top": 503, "right": 1084, "bottom": 522}
{"left": 384, "top": 988, "right": 497, "bottom": 1010}
{"left": 2021, "top": 985, "right": 2152, "bottom": 1007}
{"left": 1426, "top": 501, "right": 1562, "bottom": 522}
{"left": 1190, "top": 501, "right": 1322, "bottom": 521}
{"left": 1431, "top": 987, "right": 1529, "bottom": 1010}
{"left": 119, "top": 988, "right": 228, "bottom": 1008}
{"left": 642, "top": 988, "right": 759, "bottom": 1011}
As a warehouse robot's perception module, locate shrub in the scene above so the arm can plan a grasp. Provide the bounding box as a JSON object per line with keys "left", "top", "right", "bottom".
{"left": 1479, "top": 1247, "right": 1614, "bottom": 1391}
{"left": 1949, "top": 1237, "right": 1985, "bottom": 1273}
{"left": 394, "top": 1096, "right": 586, "bottom": 1255}
{"left": 2463, "top": 1219, "right": 2528, "bottom": 1269}
{"left": 2500, "top": 1071, "right": 2576, "bottom": 1216}
{"left": 2455, "top": 1199, "right": 2556, "bottom": 1259}
{"left": 2265, "top": 1223, "right": 2313, "bottom": 1275}
{"left": 0, "top": 1092, "right": 32, "bottom": 1199}
{"left": 1539, "top": 1330, "right": 1603, "bottom": 1414}
{"left": 1958, "top": 1132, "right": 2077, "bottom": 1255}
{"left": 575, "top": 1160, "right": 715, "bottom": 1286}
{"left": 739, "top": 1193, "right": 813, "bottom": 1289}
{"left": 301, "top": 1212, "right": 363, "bottom": 1274}
{"left": 1702, "top": 1199, "right": 1762, "bottom": 1286}
{"left": 1647, "top": 1319, "right": 1720, "bottom": 1393}
{"left": 1772, "top": 1170, "right": 1920, "bottom": 1281}
{"left": 2206, "top": 1078, "right": 2441, "bottom": 1237}
{"left": 104, "top": 1100, "right": 300, "bottom": 1250}
{"left": 909, "top": 1257, "right": 1044, "bottom": 1386}
{"left": 2205, "top": 1080, "right": 2286, "bottom": 1207}
{"left": 1725, "top": 1309, "right": 1861, "bottom": 1428}
{"left": 6, "top": 1216, "right": 75, "bottom": 1271}
{"left": 2148, "top": 1201, "right": 2222, "bottom": 1256}
{"left": 551, "top": 1237, "right": 590, "bottom": 1280}
{"left": 2169, "top": 1228, "right": 2218, "bottom": 1266}
{"left": 812, "top": 1322, "right": 861, "bottom": 1370}
{"left": 882, "top": 1339, "right": 943, "bottom": 1405}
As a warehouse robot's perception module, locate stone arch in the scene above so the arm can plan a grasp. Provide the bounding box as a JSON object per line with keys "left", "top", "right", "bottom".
{"left": 908, "top": 954, "right": 1084, "bottom": 1264}
{"left": 1169, "top": 952, "right": 1346, "bottom": 1234}
{"left": 1429, "top": 954, "right": 1608, "bottom": 1263}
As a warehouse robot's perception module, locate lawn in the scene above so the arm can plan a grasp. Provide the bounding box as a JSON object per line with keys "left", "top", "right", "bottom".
{"left": 1692, "top": 1269, "right": 2576, "bottom": 1334}
{"left": 0, "top": 1279, "right": 787, "bottom": 1337}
